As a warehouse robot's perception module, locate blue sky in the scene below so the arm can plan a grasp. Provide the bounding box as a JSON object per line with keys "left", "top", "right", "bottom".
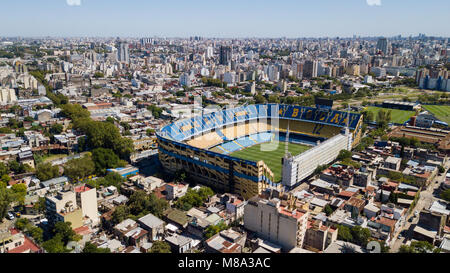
{"left": 1, "top": 0, "right": 449, "bottom": 37}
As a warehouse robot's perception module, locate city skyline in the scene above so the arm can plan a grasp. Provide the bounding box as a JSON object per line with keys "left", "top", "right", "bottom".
{"left": 1, "top": 0, "right": 449, "bottom": 38}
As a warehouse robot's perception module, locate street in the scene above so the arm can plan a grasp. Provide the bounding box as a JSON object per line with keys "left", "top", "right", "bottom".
{"left": 389, "top": 161, "right": 448, "bottom": 252}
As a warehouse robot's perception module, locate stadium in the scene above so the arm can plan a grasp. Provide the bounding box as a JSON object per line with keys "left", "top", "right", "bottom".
{"left": 157, "top": 103, "right": 363, "bottom": 199}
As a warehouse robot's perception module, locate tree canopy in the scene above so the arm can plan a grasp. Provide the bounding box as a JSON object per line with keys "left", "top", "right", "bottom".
{"left": 36, "top": 162, "right": 60, "bottom": 181}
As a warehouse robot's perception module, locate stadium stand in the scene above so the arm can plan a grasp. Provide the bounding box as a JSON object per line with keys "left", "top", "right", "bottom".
{"left": 186, "top": 131, "right": 223, "bottom": 149}
{"left": 157, "top": 104, "right": 363, "bottom": 199}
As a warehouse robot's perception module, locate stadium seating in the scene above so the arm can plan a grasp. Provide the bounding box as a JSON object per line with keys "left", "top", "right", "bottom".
{"left": 236, "top": 136, "right": 256, "bottom": 148}
{"left": 212, "top": 132, "right": 275, "bottom": 154}
{"left": 186, "top": 132, "right": 224, "bottom": 149}
{"left": 251, "top": 132, "right": 273, "bottom": 143}
{"left": 159, "top": 104, "right": 362, "bottom": 143}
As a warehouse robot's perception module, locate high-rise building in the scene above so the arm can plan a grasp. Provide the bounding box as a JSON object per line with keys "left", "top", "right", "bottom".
{"left": 117, "top": 42, "right": 130, "bottom": 64}
{"left": 377, "top": 38, "right": 388, "bottom": 55}
{"left": 206, "top": 46, "right": 214, "bottom": 59}
{"left": 303, "top": 60, "right": 318, "bottom": 79}
{"left": 219, "top": 45, "right": 232, "bottom": 66}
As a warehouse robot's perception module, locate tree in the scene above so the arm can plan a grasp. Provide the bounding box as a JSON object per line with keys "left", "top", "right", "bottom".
{"left": 15, "top": 218, "right": 31, "bottom": 231}
{"left": 150, "top": 241, "right": 171, "bottom": 253}
{"left": 87, "top": 172, "right": 125, "bottom": 190}
{"left": 128, "top": 191, "right": 150, "bottom": 216}
{"left": 398, "top": 241, "right": 438, "bottom": 253}
{"left": 147, "top": 105, "right": 163, "bottom": 119}
{"left": 53, "top": 222, "right": 78, "bottom": 245}
{"left": 60, "top": 103, "right": 90, "bottom": 120}
{"left": 324, "top": 204, "right": 334, "bottom": 216}
{"left": 376, "top": 109, "right": 392, "bottom": 129}
{"left": 205, "top": 222, "right": 228, "bottom": 239}
{"left": 337, "top": 150, "right": 352, "bottom": 161}
{"left": 147, "top": 193, "right": 169, "bottom": 218}
{"left": 254, "top": 94, "right": 266, "bottom": 104}
{"left": 82, "top": 242, "right": 111, "bottom": 253}
{"left": 0, "top": 162, "right": 9, "bottom": 177}
{"left": 337, "top": 225, "right": 353, "bottom": 242}
{"left": 50, "top": 123, "right": 63, "bottom": 134}
{"left": 440, "top": 189, "right": 450, "bottom": 202}
{"left": 29, "top": 227, "right": 44, "bottom": 243}
{"left": 36, "top": 162, "right": 60, "bottom": 181}
{"left": 350, "top": 226, "right": 371, "bottom": 246}
{"left": 1, "top": 174, "right": 11, "bottom": 184}
{"left": 175, "top": 187, "right": 213, "bottom": 211}
{"left": 93, "top": 72, "right": 104, "bottom": 78}
{"left": 42, "top": 234, "right": 69, "bottom": 253}
{"left": 111, "top": 205, "right": 130, "bottom": 225}
{"left": 438, "top": 165, "right": 445, "bottom": 174}
{"left": 33, "top": 197, "right": 46, "bottom": 213}
{"left": 0, "top": 184, "right": 14, "bottom": 222}
{"left": 91, "top": 148, "right": 126, "bottom": 175}
{"left": 11, "top": 183, "right": 27, "bottom": 204}
{"left": 64, "top": 156, "right": 95, "bottom": 181}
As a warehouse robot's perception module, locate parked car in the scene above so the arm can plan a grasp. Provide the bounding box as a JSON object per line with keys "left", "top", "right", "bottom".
{"left": 6, "top": 212, "right": 14, "bottom": 220}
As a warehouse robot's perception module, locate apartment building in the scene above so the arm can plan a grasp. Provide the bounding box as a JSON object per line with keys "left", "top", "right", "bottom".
{"left": 244, "top": 196, "right": 309, "bottom": 251}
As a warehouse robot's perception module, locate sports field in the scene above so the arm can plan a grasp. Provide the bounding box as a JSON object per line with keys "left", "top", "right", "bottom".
{"left": 230, "top": 141, "right": 310, "bottom": 182}
{"left": 422, "top": 105, "right": 450, "bottom": 124}
{"left": 365, "top": 106, "right": 415, "bottom": 124}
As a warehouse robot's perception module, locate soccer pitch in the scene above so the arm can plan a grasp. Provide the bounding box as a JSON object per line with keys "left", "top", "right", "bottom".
{"left": 365, "top": 106, "right": 416, "bottom": 124}
{"left": 422, "top": 105, "right": 450, "bottom": 124}
{"left": 230, "top": 141, "right": 310, "bottom": 182}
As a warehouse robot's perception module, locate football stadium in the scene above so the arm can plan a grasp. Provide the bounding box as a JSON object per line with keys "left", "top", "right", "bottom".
{"left": 157, "top": 103, "right": 363, "bottom": 199}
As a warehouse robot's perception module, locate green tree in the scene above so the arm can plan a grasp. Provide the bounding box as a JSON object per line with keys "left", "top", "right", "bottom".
{"left": 53, "top": 222, "right": 78, "bottom": 245}
{"left": 324, "top": 204, "right": 334, "bottom": 216}
{"left": 337, "top": 225, "right": 353, "bottom": 242}
{"left": 91, "top": 148, "right": 126, "bottom": 175}
{"left": 111, "top": 205, "right": 130, "bottom": 225}
{"left": 0, "top": 184, "right": 14, "bottom": 222}
{"left": 147, "top": 105, "right": 163, "bottom": 119}
{"left": 398, "top": 241, "right": 438, "bottom": 253}
{"left": 150, "top": 241, "right": 171, "bottom": 253}
{"left": 82, "top": 242, "right": 111, "bottom": 253}
{"left": 50, "top": 123, "right": 64, "bottom": 134}
{"left": 11, "top": 183, "right": 27, "bottom": 204}
{"left": 205, "top": 222, "right": 228, "bottom": 239}
{"left": 36, "top": 162, "right": 60, "bottom": 181}
{"left": 60, "top": 103, "right": 90, "bottom": 120}
{"left": 64, "top": 156, "right": 95, "bottom": 181}
{"left": 440, "top": 189, "right": 450, "bottom": 202}
{"left": 42, "top": 234, "right": 69, "bottom": 253}
{"left": 0, "top": 162, "right": 9, "bottom": 177}
{"left": 350, "top": 226, "right": 371, "bottom": 246}
{"left": 337, "top": 149, "right": 352, "bottom": 161}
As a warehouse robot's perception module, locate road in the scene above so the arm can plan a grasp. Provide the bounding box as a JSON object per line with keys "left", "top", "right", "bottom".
{"left": 389, "top": 161, "right": 448, "bottom": 252}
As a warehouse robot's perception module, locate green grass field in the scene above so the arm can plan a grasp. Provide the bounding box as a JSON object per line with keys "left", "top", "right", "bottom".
{"left": 422, "top": 105, "right": 450, "bottom": 124}
{"left": 230, "top": 141, "right": 310, "bottom": 182}
{"left": 365, "top": 106, "right": 416, "bottom": 124}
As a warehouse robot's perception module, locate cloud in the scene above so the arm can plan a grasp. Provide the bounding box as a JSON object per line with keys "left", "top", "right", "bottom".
{"left": 366, "top": 0, "right": 381, "bottom": 6}
{"left": 66, "top": 0, "right": 81, "bottom": 6}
